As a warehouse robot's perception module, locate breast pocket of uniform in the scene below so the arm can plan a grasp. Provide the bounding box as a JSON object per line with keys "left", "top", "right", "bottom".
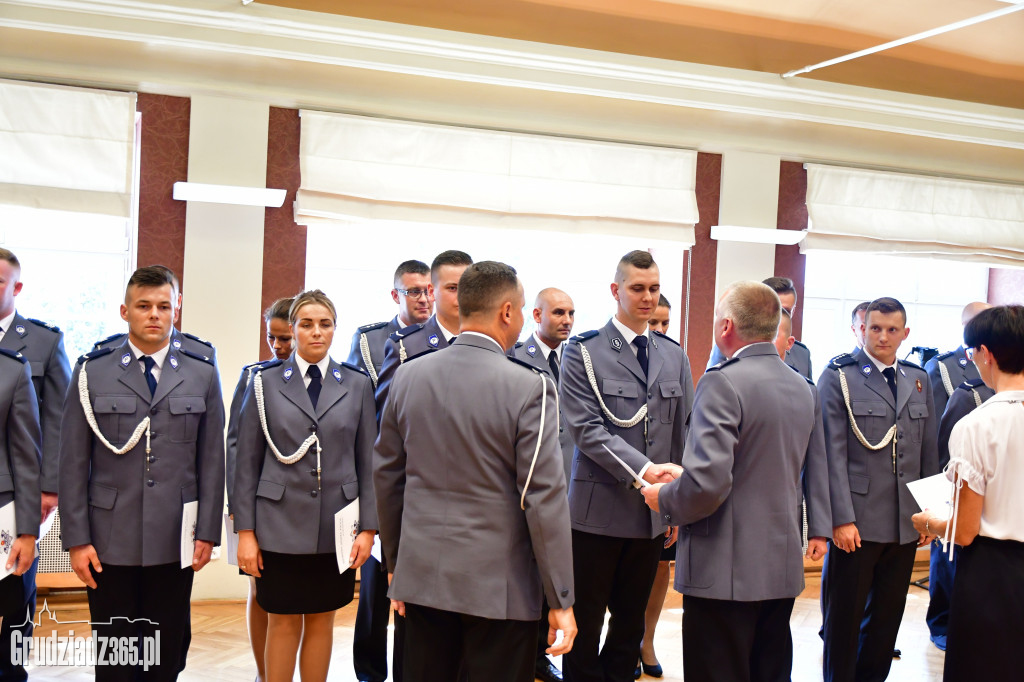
{"left": 602, "top": 379, "right": 639, "bottom": 420}
{"left": 168, "top": 396, "right": 207, "bottom": 442}
{"left": 907, "top": 402, "right": 929, "bottom": 444}
{"left": 658, "top": 381, "right": 683, "bottom": 424}
{"left": 92, "top": 395, "right": 138, "bottom": 444}
{"left": 851, "top": 400, "right": 889, "bottom": 441}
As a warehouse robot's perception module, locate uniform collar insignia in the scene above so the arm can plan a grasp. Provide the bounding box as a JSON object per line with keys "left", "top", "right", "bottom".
{"left": 172, "top": 338, "right": 182, "bottom": 349}
{"left": 168, "top": 355, "right": 179, "bottom": 369}
{"left": 332, "top": 367, "right": 342, "bottom": 382}
{"left": 526, "top": 344, "right": 537, "bottom": 357}
{"left": 899, "top": 366, "right": 906, "bottom": 377}
{"left": 611, "top": 337, "right": 622, "bottom": 351}
{"left": 14, "top": 325, "right": 26, "bottom": 337}
{"left": 861, "top": 364, "right": 871, "bottom": 375}
{"left": 283, "top": 367, "right": 293, "bottom": 382}
{"left": 428, "top": 334, "right": 439, "bottom": 347}
{"left": 121, "top": 353, "right": 132, "bottom": 366}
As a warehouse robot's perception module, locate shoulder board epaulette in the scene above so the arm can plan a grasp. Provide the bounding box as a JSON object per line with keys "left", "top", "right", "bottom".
{"left": 514, "top": 341, "right": 524, "bottom": 349}
{"left": 898, "top": 358, "right": 923, "bottom": 371}
{"left": 957, "top": 377, "right": 986, "bottom": 391}
{"left": 935, "top": 350, "right": 956, "bottom": 361}
{"left": 828, "top": 353, "right": 856, "bottom": 369}
{"left": 707, "top": 357, "right": 739, "bottom": 372}
{"left": 789, "top": 363, "right": 815, "bottom": 385}
{"left": 93, "top": 332, "right": 124, "bottom": 349}
{"left": 401, "top": 347, "right": 435, "bottom": 364}
{"left": 252, "top": 358, "right": 283, "bottom": 372}
{"left": 0, "top": 348, "right": 28, "bottom": 363}
{"left": 77, "top": 347, "right": 116, "bottom": 364}
{"left": 25, "top": 317, "right": 61, "bottom": 333}
{"left": 339, "top": 361, "right": 369, "bottom": 376}
{"left": 357, "top": 320, "right": 390, "bottom": 333}
{"left": 508, "top": 355, "right": 550, "bottom": 374}
{"left": 652, "top": 330, "right": 679, "bottom": 347}
{"left": 242, "top": 359, "right": 267, "bottom": 371}
{"left": 179, "top": 348, "right": 215, "bottom": 365}
{"left": 569, "top": 330, "right": 599, "bottom": 344}
{"left": 181, "top": 331, "right": 214, "bottom": 348}
{"left": 389, "top": 323, "right": 425, "bottom": 342}
{"left": 792, "top": 339, "right": 808, "bottom": 350}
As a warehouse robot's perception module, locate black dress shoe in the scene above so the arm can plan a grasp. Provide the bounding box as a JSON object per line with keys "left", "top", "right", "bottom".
{"left": 634, "top": 661, "right": 642, "bottom": 679}
{"left": 641, "top": 659, "right": 664, "bottom": 678}
{"left": 535, "top": 658, "right": 563, "bottom": 682}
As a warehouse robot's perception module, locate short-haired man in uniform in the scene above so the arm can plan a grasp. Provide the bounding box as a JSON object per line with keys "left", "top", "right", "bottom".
{"left": 346, "top": 258, "right": 431, "bottom": 682}
{"left": 818, "top": 297, "right": 939, "bottom": 682}
{"left": 374, "top": 261, "right": 577, "bottom": 681}
{"left": 510, "top": 286, "right": 575, "bottom": 682}
{"left": 850, "top": 301, "right": 869, "bottom": 352}
{"left": 59, "top": 266, "right": 225, "bottom": 681}
{"left": 0, "top": 247, "right": 71, "bottom": 680}
{"left": 640, "top": 281, "right": 831, "bottom": 680}
{"left": 924, "top": 302, "right": 991, "bottom": 424}
{"left": 560, "top": 250, "right": 694, "bottom": 682}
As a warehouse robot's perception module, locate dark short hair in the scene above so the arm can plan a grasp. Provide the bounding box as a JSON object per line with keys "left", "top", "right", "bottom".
{"left": 264, "top": 297, "right": 294, "bottom": 323}
{"left": 458, "top": 261, "right": 519, "bottom": 318}
{"left": 126, "top": 266, "right": 175, "bottom": 299}
{"left": 615, "top": 250, "right": 656, "bottom": 282}
{"left": 658, "top": 294, "right": 671, "bottom": 309}
{"left": 393, "top": 260, "right": 429, "bottom": 287}
{"left": 866, "top": 297, "right": 907, "bottom": 326}
{"left": 851, "top": 301, "right": 870, "bottom": 324}
{"left": 762, "top": 277, "right": 796, "bottom": 304}
{"left": 779, "top": 307, "right": 793, "bottom": 335}
{"left": 149, "top": 264, "right": 181, "bottom": 294}
{"left": 0, "top": 248, "right": 20, "bottom": 269}
{"left": 430, "top": 250, "right": 473, "bottom": 282}
{"left": 965, "top": 305, "right": 1024, "bottom": 375}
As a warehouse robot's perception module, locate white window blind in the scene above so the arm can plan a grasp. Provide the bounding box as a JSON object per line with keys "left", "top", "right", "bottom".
{"left": 802, "top": 163, "right": 1024, "bottom": 267}
{"left": 0, "top": 79, "right": 137, "bottom": 218}
{"left": 296, "top": 111, "right": 699, "bottom": 243}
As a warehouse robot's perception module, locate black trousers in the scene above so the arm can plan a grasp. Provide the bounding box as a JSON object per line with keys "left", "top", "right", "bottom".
{"left": 0, "top": 557, "right": 36, "bottom": 681}
{"left": 683, "top": 595, "right": 795, "bottom": 682}
{"left": 563, "top": 530, "right": 663, "bottom": 682}
{"left": 403, "top": 603, "right": 535, "bottom": 682}
{"left": 822, "top": 540, "right": 916, "bottom": 682}
{"left": 536, "top": 600, "right": 551, "bottom": 661}
{"left": 353, "top": 556, "right": 393, "bottom": 682}
{"left": 87, "top": 563, "right": 195, "bottom": 682}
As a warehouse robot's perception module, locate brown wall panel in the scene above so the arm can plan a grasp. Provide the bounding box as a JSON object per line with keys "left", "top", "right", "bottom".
{"left": 775, "top": 160, "right": 808, "bottom": 340}
{"left": 260, "top": 107, "right": 306, "bottom": 361}
{"left": 683, "top": 151, "right": 722, "bottom": 387}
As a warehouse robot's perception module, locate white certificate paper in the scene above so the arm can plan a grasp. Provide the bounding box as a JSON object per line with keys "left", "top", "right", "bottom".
{"left": 181, "top": 501, "right": 198, "bottom": 569}
{"left": 0, "top": 502, "right": 17, "bottom": 580}
{"left": 335, "top": 499, "right": 360, "bottom": 574}
{"left": 906, "top": 473, "right": 953, "bottom": 521}
{"left": 223, "top": 513, "right": 239, "bottom": 566}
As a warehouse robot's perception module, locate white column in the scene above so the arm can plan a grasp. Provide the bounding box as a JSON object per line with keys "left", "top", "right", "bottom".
{"left": 181, "top": 95, "right": 269, "bottom": 600}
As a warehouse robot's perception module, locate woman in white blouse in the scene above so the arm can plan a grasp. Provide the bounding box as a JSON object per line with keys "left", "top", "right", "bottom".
{"left": 913, "top": 304, "right": 1024, "bottom": 681}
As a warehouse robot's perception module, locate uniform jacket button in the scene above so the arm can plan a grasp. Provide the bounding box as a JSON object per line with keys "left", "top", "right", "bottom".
{"left": 310, "top": 469, "right": 318, "bottom": 477}
{"left": 311, "top": 490, "right": 318, "bottom": 498}
{"left": 310, "top": 425, "right": 317, "bottom": 432}
{"left": 560, "top": 589, "right": 569, "bottom": 598}
{"left": 146, "top": 479, "right": 155, "bottom": 487}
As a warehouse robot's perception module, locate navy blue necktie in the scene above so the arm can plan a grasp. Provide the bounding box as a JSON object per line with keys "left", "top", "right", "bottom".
{"left": 882, "top": 367, "right": 897, "bottom": 402}
{"left": 307, "top": 364, "right": 322, "bottom": 409}
{"left": 142, "top": 356, "right": 157, "bottom": 397}
{"left": 547, "top": 350, "right": 560, "bottom": 382}
{"left": 633, "top": 336, "right": 649, "bottom": 377}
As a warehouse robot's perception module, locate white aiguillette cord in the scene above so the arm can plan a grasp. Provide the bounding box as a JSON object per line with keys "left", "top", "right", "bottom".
{"left": 837, "top": 369, "right": 897, "bottom": 451}
{"left": 579, "top": 343, "right": 647, "bottom": 428}
{"left": 253, "top": 371, "right": 322, "bottom": 487}
{"left": 521, "top": 371, "right": 555, "bottom": 511}
{"left": 78, "top": 359, "right": 151, "bottom": 455}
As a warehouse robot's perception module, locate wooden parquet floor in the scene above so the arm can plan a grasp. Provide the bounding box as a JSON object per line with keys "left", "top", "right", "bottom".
{"left": 21, "top": 569, "right": 944, "bottom": 680}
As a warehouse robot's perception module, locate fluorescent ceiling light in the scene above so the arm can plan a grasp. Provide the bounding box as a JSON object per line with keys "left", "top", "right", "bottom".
{"left": 173, "top": 182, "right": 286, "bottom": 207}
{"left": 711, "top": 225, "right": 806, "bottom": 245}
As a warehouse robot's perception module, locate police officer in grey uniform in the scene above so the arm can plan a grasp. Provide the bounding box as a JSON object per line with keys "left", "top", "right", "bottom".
{"left": 641, "top": 281, "right": 831, "bottom": 681}
{"left": 818, "top": 297, "right": 939, "bottom": 682}
{"left": 374, "top": 261, "right": 577, "bottom": 682}
{"left": 346, "top": 259, "right": 431, "bottom": 682}
{"left": 560, "top": 251, "right": 694, "bottom": 682}
{"left": 924, "top": 302, "right": 991, "bottom": 421}
{"left": 59, "top": 266, "right": 225, "bottom": 682}
{"left": 0, "top": 348, "right": 42, "bottom": 633}
{"left": 510, "top": 286, "right": 575, "bottom": 682}
{"left": 374, "top": 250, "right": 472, "bottom": 417}
{"left": 0, "top": 248, "right": 70, "bottom": 680}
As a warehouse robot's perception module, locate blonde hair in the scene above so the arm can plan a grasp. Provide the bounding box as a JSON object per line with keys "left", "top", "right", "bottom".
{"left": 720, "top": 281, "right": 781, "bottom": 342}
{"left": 289, "top": 289, "right": 336, "bottom": 324}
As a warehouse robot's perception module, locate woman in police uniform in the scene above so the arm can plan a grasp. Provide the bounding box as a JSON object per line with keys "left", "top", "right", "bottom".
{"left": 234, "top": 290, "right": 377, "bottom": 682}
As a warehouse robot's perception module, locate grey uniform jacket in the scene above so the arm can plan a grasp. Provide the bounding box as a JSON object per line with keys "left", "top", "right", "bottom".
{"left": 345, "top": 316, "right": 402, "bottom": 389}
{"left": 95, "top": 328, "right": 218, "bottom": 366}
{"left": 658, "top": 343, "right": 830, "bottom": 601}
{"left": 58, "top": 341, "right": 226, "bottom": 566}
{"left": 561, "top": 322, "right": 694, "bottom": 540}
{"left": 817, "top": 349, "right": 940, "bottom": 545}
{"left": 233, "top": 356, "right": 378, "bottom": 555}
{"left": 0, "top": 350, "right": 42, "bottom": 537}
{"left": 938, "top": 378, "right": 994, "bottom": 469}
{"left": 374, "top": 315, "right": 449, "bottom": 418}
{"left": 0, "top": 313, "right": 70, "bottom": 493}
{"left": 225, "top": 360, "right": 269, "bottom": 514}
{"left": 510, "top": 340, "right": 574, "bottom": 483}
{"left": 374, "top": 334, "right": 573, "bottom": 622}
{"left": 924, "top": 347, "right": 978, "bottom": 424}
{"left": 707, "top": 339, "right": 812, "bottom": 380}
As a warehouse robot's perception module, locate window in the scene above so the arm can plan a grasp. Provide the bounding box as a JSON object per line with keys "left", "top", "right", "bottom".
{"left": 801, "top": 251, "right": 989, "bottom": 370}
{"left": 305, "top": 221, "right": 686, "bottom": 354}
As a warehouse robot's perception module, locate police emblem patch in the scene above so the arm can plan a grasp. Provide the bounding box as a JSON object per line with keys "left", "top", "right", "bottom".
{"left": 428, "top": 334, "right": 439, "bottom": 347}
{"left": 14, "top": 325, "right": 25, "bottom": 336}
{"left": 169, "top": 356, "right": 179, "bottom": 369}
{"left": 959, "top": 358, "right": 968, "bottom": 367}
{"left": 173, "top": 339, "right": 182, "bottom": 349}
{"left": 611, "top": 338, "right": 622, "bottom": 351}
{"left": 526, "top": 344, "right": 537, "bottom": 357}
{"left": 283, "top": 367, "right": 293, "bottom": 381}
{"left": 332, "top": 368, "right": 342, "bottom": 382}
{"left": 861, "top": 365, "right": 871, "bottom": 375}
{"left": 121, "top": 353, "right": 132, "bottom": 366}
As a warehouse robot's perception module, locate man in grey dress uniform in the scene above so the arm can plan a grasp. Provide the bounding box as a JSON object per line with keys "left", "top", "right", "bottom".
{"left": 818, "top": 297, "right": 939, "bottom": 682}
{"left": 59, "top": 266, "right": 225, "bottom": 681}
{"left": 346, "top": 259, "right": 431, "bottom": 682}
{"left": 510, "top": 286, "right": 575, "bottom": 682}
{"left": 850, "top": 301, "right": 869, "bottom": 353}
{"left": 923, "top": 302, "right": 991, "bottom": 421}
{"left": 642, "top": 281, "right": 831, "bottom": 680}
{"left": 559, "top": 250, "right": 694, "bottom": 682}
{"left": 374, "top": 261, "right": 577, "bottom": 682}
{"left": 0, "top": 248, "right": 70, "bottom": 680}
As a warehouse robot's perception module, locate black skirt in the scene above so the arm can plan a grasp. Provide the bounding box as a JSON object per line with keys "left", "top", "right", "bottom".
{"left": 255, "top": 551, "right": 356, "bottom": 615}
{"left": 944, "top": 536, "right": 1024, "bottom": 681}
{"left": 0, "top": 572, "right": 25, "bottom": 618}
